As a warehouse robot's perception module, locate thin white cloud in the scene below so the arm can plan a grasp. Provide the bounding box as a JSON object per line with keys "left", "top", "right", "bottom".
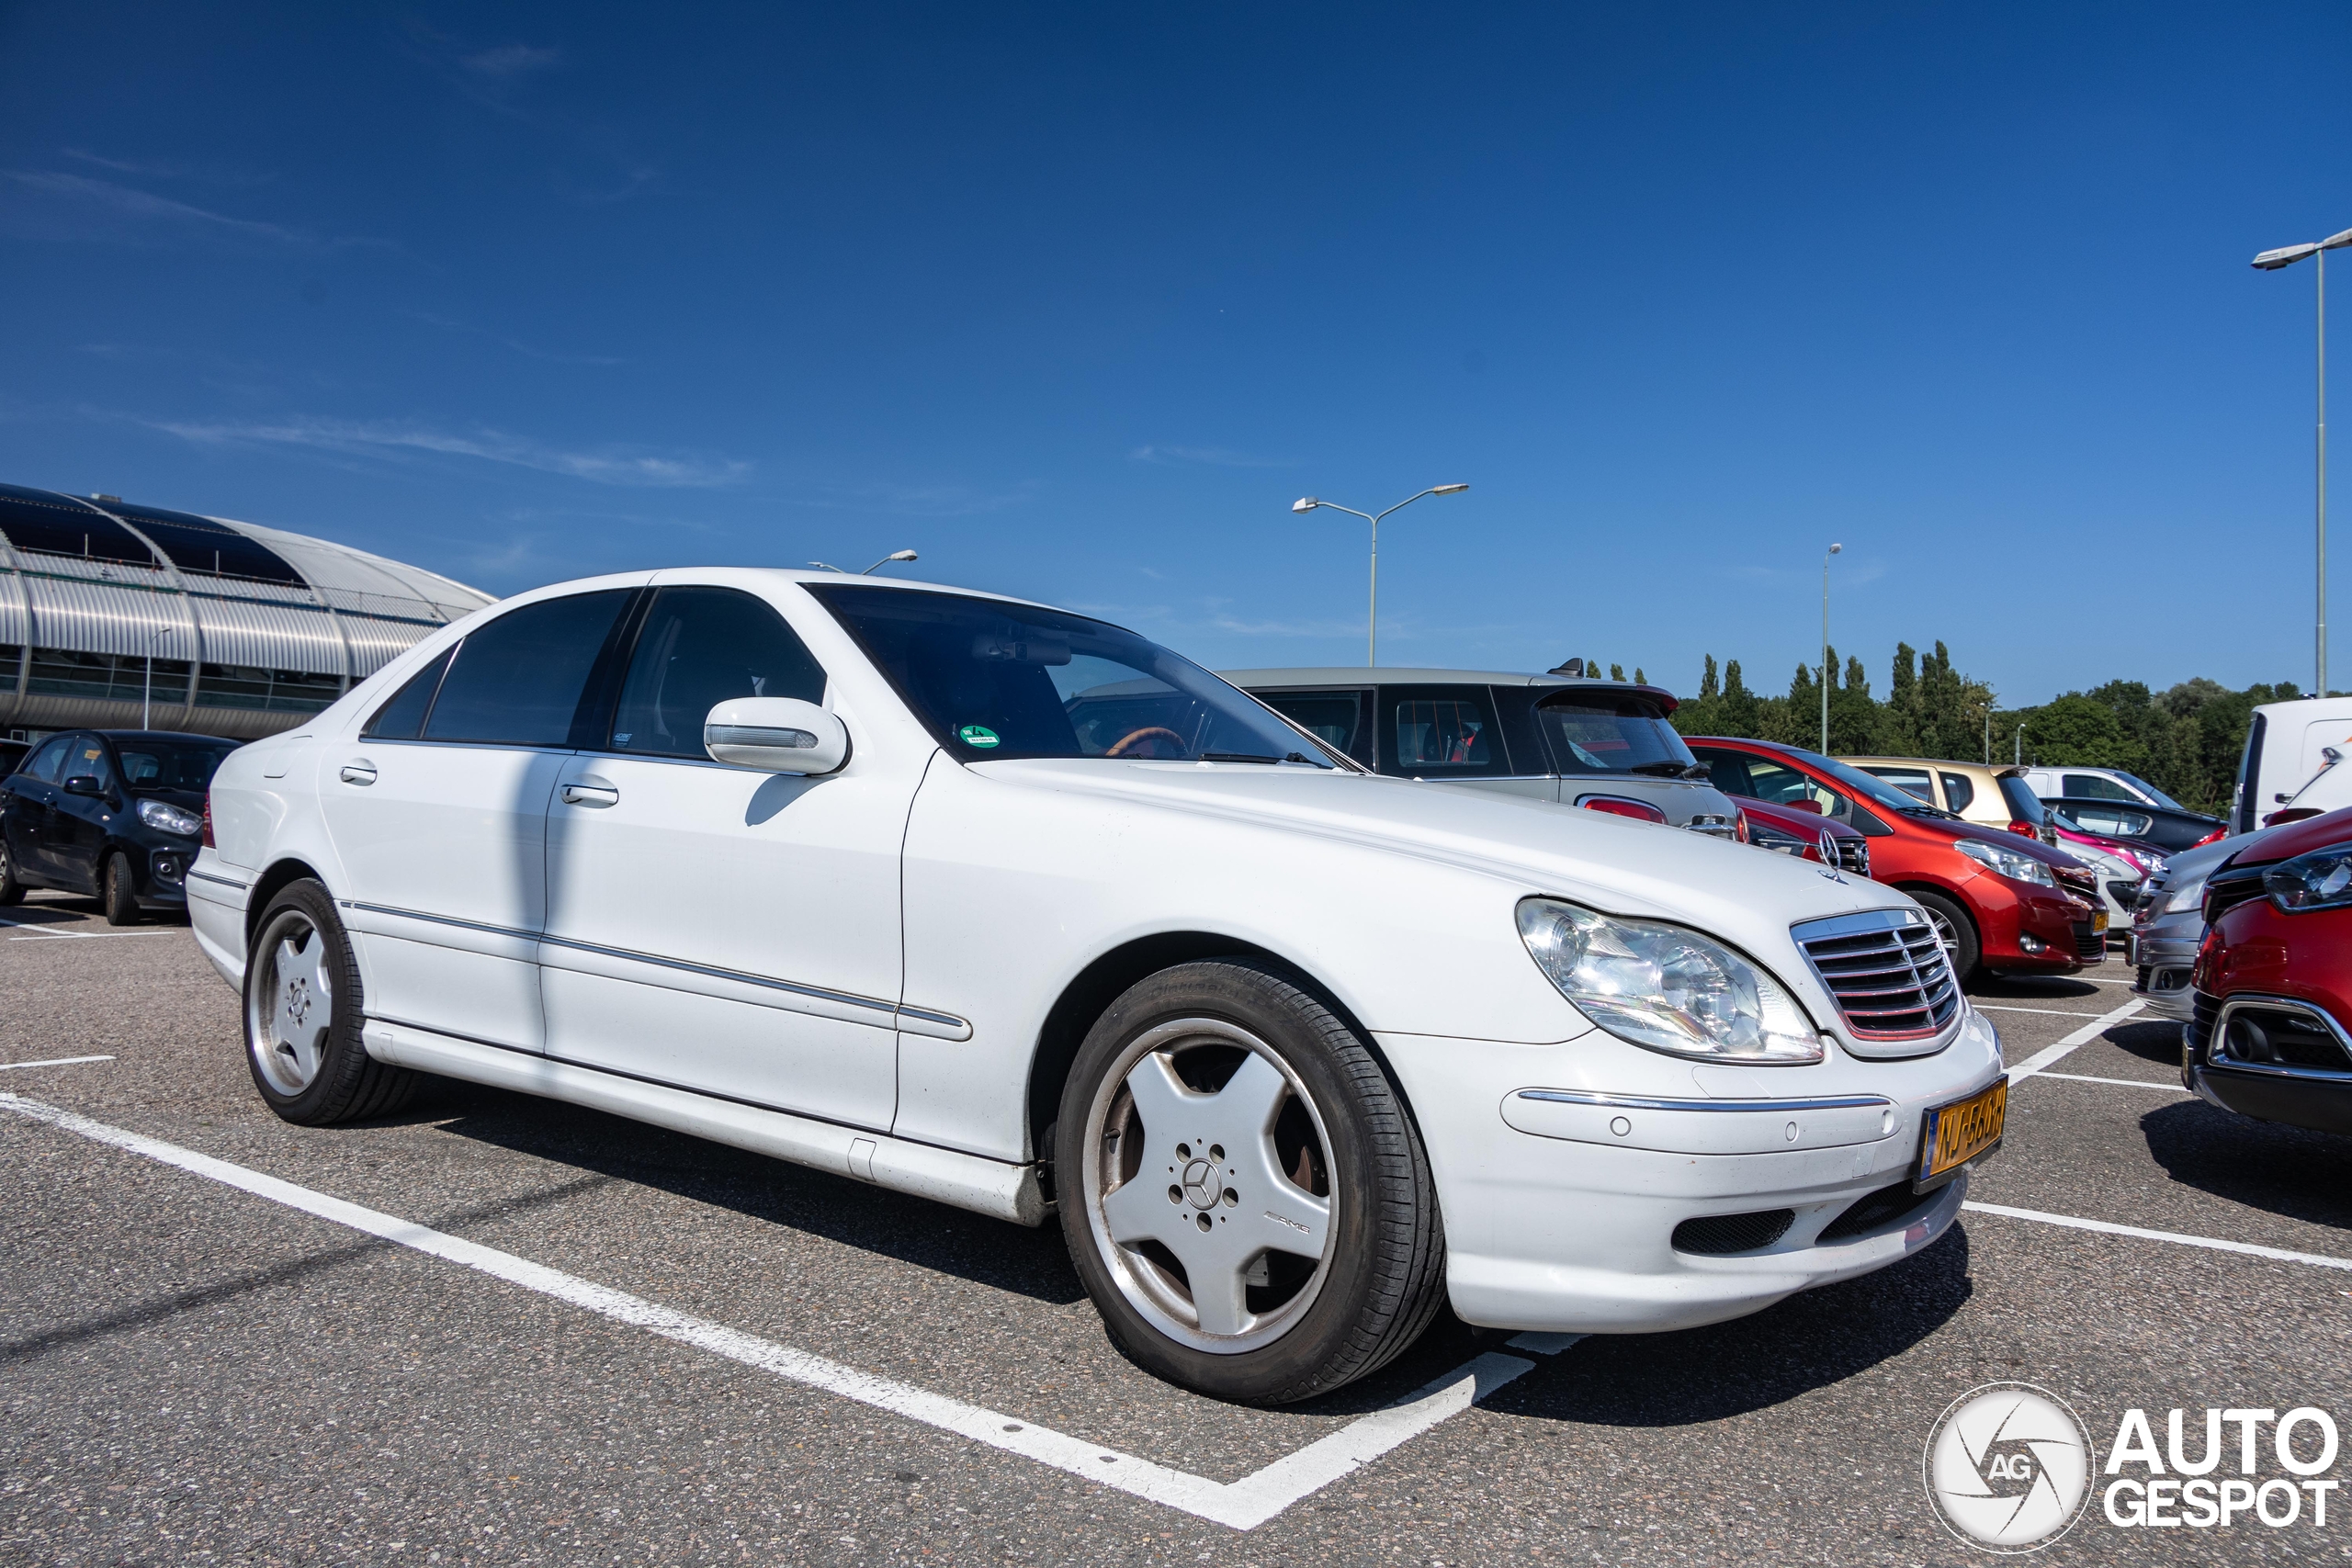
{"left": 62, "top": 149, "right": 277, "bottom": 186}
{"left": 1, "top": 170, "right": 384, "bottom": 252}
{"left": 411, "top": 312, "right": 627, "bottom": 366}
{"left": 149, "top": 414, "right": 751, "bottom": 489}
{"left": 461, "top": 43, "right": 562, "bottom": 77}
{"left": 1129, "top": 444, "right": 1295, "bottom": 469}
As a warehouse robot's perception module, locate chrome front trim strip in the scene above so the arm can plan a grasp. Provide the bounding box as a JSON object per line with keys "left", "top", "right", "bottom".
{"left": 2208, "top": 993, "right": 2352, "bottom": 1082}
{"left": 1514, "top": 1089, "right": 1892, "bottom": 1113}
{"left": 343, "top": 899, "right": 973, "bottom": 1042}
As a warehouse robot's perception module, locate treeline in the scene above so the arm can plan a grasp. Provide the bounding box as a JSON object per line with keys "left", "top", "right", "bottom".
{"left": 1664, "top": 642, "right": 2300, "bottom": 816}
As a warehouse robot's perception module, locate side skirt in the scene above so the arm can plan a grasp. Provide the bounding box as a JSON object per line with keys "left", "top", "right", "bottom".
{"left": 361, "top": 1020, "right": 1051, "bottom": 1226}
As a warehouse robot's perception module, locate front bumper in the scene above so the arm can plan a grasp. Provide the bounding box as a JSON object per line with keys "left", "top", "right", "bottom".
{"left": 1378, "top": 1007, "right": 2005, "bottom": 1334}
{"left": 2127, "top": 915, "right": 2201, "bottom": 1023}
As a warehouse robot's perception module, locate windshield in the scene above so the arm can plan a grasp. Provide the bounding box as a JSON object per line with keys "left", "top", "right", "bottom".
{"left": 116, "top": 739, "right": 238, "bottom": 791}
{"left": 2116, "top": 773, "right": 2186, "bottom": 811}
{"left": 1781, "top": 747, "right": 1950, "bottom": 814}
{"left": 1535, "top": 694, "right": 1695, "bottom": 776}
{"left": 810, "top": 584, "right": 1337, "bottom": 766}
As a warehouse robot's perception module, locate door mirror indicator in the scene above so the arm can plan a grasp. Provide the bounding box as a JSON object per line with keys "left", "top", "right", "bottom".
{"left": 704, "top": 698, "right": 849, "bottom": 775}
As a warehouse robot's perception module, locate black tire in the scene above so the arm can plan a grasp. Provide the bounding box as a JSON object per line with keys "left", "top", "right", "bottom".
{"left": 243, "top": 879, "right": 419, "bottom": 1125}
{"left": 102, "top": 852, "right": 141, "bottom": 926}
{"left": 0, "top": 837, "right": 22, "bottom": 907}
{"left": 1909, "top": 888, "right": 1982, "bottom": 985}
{"left": 1056, "top": 959, "right": 1447, "bottom": 1405}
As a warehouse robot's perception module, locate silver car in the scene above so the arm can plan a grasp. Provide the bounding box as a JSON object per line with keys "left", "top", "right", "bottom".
{"left": 2127, "top": 825, "right": 2285, "bottom": 1022}
{"left": 1223, "top": 667, "right": 1743, "bottom": 836}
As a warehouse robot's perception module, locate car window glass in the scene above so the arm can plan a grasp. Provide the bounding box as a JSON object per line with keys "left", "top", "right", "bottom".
{"left": 1997, "top": 774, "right": 2046, "bottom": 825}
{"left": 117, "top": 740, "right": 238, "bottom": 790}
{"left": 809, "top": 584, "right": 1330, "bottom": 764}
{"left": 2064, "top": 773, "right": 2136, "bottom": 802}
{"left": 1740, "top": 756, "right": 1849, "bottom": 820}
{"left": 610, "top": 586, "right": 828, "bottom": 759}
{"left": 1533, "top": 694, "right": 1694, "bottom": 776}
{"left": 65, "top": 738, "right": 116, "bottom": 788}
{"left": 2117, "top": 773, "right": 2186, "bottom": 811}
{"left": 1377, "top": 684, "right": 1510, "bottom": 777}
{"left": 1688, "top": 746, "right": 1751, "bottom": 796}
{"left": 21, "top": 737, "right": 73, "bottom": 783}
{"left": 362, "top": 647, "right": 456, "bottom": 741}
{"left": 1939, "top": 773, "right": 1976, "bottom": 814}
{"left": 1862, "top": 766, "right": 1935, "bottom": 803}
{"left": 423, "top": 591, "right": 635, "bottom": 747}
{"left": 1253, "top": 691, "right": 1370, "bottom": 765}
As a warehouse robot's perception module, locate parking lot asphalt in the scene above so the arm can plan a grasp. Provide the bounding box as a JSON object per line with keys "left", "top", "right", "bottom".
{"left": 6, "top": 893, "right": 2350, "bottom": 1565}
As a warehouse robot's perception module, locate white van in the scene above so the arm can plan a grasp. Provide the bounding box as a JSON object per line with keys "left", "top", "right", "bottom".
{"left": 2231, "top": 695, "right": 2352, "bottom": 833}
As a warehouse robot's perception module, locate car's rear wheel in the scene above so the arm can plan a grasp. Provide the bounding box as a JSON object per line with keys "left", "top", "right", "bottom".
{"left": 0, "top": 839, "right": 22, "bottom": 907}
{"left": 102, "top": 852, "right": 141, "bottom": 926}
{"left": 1056, "top": 960, "right": 1446, "bottom": 1404}
{"left": 244, "top": 879, "right": 420, "bottom": 1124}
{"left": 1909, "top": 888, "right": 1982, "bottom": 984}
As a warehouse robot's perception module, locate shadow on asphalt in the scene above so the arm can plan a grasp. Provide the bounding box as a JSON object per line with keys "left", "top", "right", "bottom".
{"left": 419, "top": 1079, "right": 1091, "bottom": 1307}
{"left": 2139, "top": 1100, "right": 2352, "bottom": 1235}
{"left": 2104, "top": 1019, "right": 2184, "bottom": 1067}
{"left": 1968, "top": 973, "right": 2107, "bottom": 1001}
{"left": 1486, "top": 1227, "right": 1973, "bottom": 1427}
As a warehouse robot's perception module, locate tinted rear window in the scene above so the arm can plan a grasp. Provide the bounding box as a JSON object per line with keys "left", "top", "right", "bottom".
{"left": 117, "top": 740, "right": 238, "bottom": 790}
{"left": 1998, "top": 774, "right": 2046, "bottom": 825}
{"left": 423, "top": 591, "right": 634, "bottom": 747}
{"left": 1534, "top": 694, "right": 1693, "bottom": 776}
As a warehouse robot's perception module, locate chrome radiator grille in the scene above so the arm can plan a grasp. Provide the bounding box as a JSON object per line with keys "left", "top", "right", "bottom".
{"left": 1792, "top": 908, "right": 1961, "bottom": 1041}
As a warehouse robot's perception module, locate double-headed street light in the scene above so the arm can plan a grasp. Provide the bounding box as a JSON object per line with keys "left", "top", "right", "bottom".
{"left": 1293, "top": 485, "right": 1469, "bottom": 666}
{"left": 2255, "top": 225, "right": 2352, "bottom": 696}
{"left": 1821, "top": 543, "right": 1841, "bottom": 754}
{"left": 807, "top": 549, "right": 920, "bottom": 575}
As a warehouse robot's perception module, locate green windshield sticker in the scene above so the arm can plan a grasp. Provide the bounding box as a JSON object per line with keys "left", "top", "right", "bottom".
{"left": 958, "top": 725, "right": 1001, "bottom": 749}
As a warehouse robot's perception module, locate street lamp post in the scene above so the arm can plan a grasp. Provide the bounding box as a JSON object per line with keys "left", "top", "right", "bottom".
{"left": 2255, "top": 226, "right": 2352, "bottom": 697}
{"left": 1292, "top": 485, "right": 1469, "bottom": 666}
{"left": 1820, "top": 543, "right": 1841, "bottom": 753}
{"left": 807, "top": 550, "right": 919, "bottom": 575}
{"left": 141, "top": 626, "right": 168, "bottom": 731}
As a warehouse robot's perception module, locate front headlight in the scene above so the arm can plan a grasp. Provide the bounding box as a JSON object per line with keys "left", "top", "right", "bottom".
{"left": 1953, "top": 837, "right": 2056, "bottom": 886}
{"left": 136, "top": 797, "right": 203, "bottom": 837}
{"left": 2161, "top": 873, "right": 2209, "bottom": 914}
{"left": 1516, "top": 898, "right": 1826, "bottom": 1064}
{"left": 2264, "top": 840, "right": 2352, "bottom": 912}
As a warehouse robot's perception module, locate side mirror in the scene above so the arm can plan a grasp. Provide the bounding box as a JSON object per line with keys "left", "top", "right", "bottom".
{"left": 62, "top": 775, "right": 105, "bottom": 797}
{"left": 704, "top": 697, "right": 849, "bottom": 775}
{"left": 1785, "top": 797, "right": 1824, "bottom": 815}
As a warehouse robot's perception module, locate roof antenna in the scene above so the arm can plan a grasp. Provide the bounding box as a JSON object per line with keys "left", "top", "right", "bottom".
{"left": 1550, "top": 657, "right": 1584, "bottom": 677}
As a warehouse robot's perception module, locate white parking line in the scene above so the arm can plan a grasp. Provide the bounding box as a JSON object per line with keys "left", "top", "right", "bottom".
{"left": 2030, "top": 1071, "right": 2189, "bottom": 1093}
{"left": 2006, "top": 998, "right": 2147, "bottom": 1083}
{"left": 1964, "top": 1201, "right": 2352, "bottom": 1272}
{"left": 1976, "top": 1005, "right": 2113, "bottom": 1019}
{"left": 0, "top": 1055, "right": 113, "bottom": 1072}
{"left": 0, "top": 1092, "right": 1544, "bottom": 1530}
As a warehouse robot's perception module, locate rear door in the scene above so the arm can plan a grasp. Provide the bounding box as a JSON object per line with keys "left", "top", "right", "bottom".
{"left": 4, "top": 735, "right": 74, "bottom": 882}
{"left": 321, "top": 587, "right": 639, "bottom": 1052}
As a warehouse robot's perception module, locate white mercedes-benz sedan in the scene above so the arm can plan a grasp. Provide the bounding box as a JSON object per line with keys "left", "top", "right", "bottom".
{"left": 188, "top": 570, "right": 2005, "bottom": 1404}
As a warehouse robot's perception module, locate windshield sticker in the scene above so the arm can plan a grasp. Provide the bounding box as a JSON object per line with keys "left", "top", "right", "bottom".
{"left": 958, "top": 725, "right": 1001, "bottom": 750}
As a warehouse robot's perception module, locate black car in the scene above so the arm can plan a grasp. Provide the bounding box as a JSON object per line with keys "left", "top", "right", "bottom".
{"left": 2040, "top": 795, "right": 2224, "bottom": 854}
{"left": 0, "top": 730, "right": 241, "bottom": 923}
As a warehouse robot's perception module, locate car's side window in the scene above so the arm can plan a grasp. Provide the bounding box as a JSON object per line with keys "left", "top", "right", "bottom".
{"left": 64, "top": 737, "right": 116, "bottom": 789}
{"left": 1375, "top": 684, "right": 1511, "bottom": 777}
{"left": 1861, "top": 765, "right": 1934, "bottom": 803}
{"left": 1740, "top": 757, "right": 1850, "bottom": 822}
{"left": 605, "top": 586, "right": 828, "bottom": 759}
{"left": 1939, "top": 773, "right": 1976, "bottom": 813}
{"left": 2064, "top": 773, "right": 2135, "bottom": 802}
{"left": 1688, "top": 745, "right": 1752, "bottom": 797}
{"left": 19, "top": 736, "right": 73, "bottom": 784}
{"left": 362, "top": 646, "right": 457, "bottom": 741}
{"left": 421, "top": 590, "right": 637, "bottom": 748}
{"left": 1254, "top": 690, "right": 1371, "bottom": 767}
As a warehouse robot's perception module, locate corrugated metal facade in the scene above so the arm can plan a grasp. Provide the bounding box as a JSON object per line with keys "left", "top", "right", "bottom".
{"left": 0, "top": 485, "right": 496, "bottom": 739}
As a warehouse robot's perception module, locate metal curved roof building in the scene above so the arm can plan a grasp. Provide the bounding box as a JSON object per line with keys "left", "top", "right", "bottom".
{"left": 0, "top": 482, "right": 495, "bottom": 740}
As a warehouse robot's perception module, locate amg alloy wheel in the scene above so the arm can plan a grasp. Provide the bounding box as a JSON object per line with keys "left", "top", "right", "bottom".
{"left": 243, "top": 879, "right": 420, "bottom": 1124}
{"left": 1057, "top": 960, "right": 1445, "bottom": 1404}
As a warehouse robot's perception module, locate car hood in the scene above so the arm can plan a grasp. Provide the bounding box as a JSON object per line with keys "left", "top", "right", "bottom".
{"left": 972, "top": 757, "right": 1917, "bottom": 965}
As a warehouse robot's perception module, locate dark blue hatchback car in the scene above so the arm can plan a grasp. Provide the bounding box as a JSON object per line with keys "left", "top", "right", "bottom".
{"left": 1, "top": 730, "right": 240, "bottom": 923}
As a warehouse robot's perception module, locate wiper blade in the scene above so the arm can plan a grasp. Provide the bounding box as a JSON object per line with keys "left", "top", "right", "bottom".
{"left": 1900, "top": 804, "right": 1960, "bottom": 819}
{"left": 1201, "top": 750, "right": 1282, "bottom": 764}
{"left": 1624, "top": 761, "right": 1695, "bottom": 777}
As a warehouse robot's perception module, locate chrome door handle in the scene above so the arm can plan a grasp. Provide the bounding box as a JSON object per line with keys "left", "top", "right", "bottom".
{"left": 338, "top": 762, "right": 378, "bottom": 785}
{"left": 560, "top": 784, "right": 619, "bottom": 807}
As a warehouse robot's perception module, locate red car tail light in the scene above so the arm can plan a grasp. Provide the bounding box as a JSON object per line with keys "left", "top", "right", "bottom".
{"left": 1577, "top": 795, "right": 1668, "bottom": 824}
{"left": 2191, "top": 828, "right": 2225, "bottom": 848}
{"left": 2007, "top": 819, "right": 2038, "bottom": 838}
{"left": 201, "top": 793, "right": 215, "bottom": 848}
{"left": 1736, "top": 808, "right": 1751, "bottom": 844}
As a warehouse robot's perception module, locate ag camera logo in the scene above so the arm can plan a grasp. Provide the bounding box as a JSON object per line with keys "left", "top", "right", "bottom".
{"left": 1923, "top": 1382, "right": 2094, "bottom": 1551}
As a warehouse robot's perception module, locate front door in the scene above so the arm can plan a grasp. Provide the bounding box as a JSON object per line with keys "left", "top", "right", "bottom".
{"left": 320, "top": 586, "right": 639, "bottom": 1052}
{"left": 541, "top": 583, "right": 908, "bottom": 1131}
{"left": 51, "top": 734, "right": 122, "bottom": 892}
{"left": 3, "top": 735, "right": 74, "bottom": 884}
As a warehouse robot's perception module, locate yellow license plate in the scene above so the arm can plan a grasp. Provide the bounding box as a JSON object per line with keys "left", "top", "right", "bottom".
{"left": 1915, "top": 1079, "right": 2007, "bottom": 1191}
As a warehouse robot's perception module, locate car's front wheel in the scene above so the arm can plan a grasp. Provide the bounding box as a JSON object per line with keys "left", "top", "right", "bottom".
{"left": 0, "top": 838, "right": 22, "bottom": 907}
{"left": 102, "top": 852, "right": 141, "bottom": 926}
{"left": 244, "top": 879, "right": 420, "bottom": 1124}
{"left": 1056, "top": 960, "right": 1446, "bottom": 1404}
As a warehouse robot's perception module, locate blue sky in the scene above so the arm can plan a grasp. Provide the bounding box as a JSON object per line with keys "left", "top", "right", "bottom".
{"left": 3, "top": 3, "right": 2348, "bottom": 705}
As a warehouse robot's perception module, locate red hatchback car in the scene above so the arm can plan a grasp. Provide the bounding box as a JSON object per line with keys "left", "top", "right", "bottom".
{"left": 1688, "top": 738, "right": 2100, "bottom": 981}
{"left": 2187, "top": 805, "right": 2352, "bottom": 1135}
